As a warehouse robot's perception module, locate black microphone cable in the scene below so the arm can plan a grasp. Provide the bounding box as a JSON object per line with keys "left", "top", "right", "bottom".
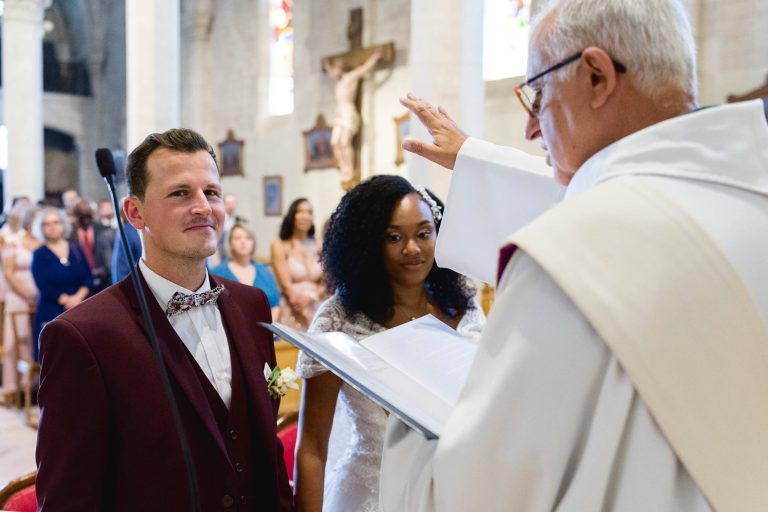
{"left": 95, "top": 148, "right": 201, "bottom": 512}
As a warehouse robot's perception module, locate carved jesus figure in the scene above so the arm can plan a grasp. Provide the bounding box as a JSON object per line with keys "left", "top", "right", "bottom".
{"left": 324, "top": 49, "right": 383, "bottom": 184}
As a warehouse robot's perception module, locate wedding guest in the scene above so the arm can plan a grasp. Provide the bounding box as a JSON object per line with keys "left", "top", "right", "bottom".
{"left": 97, "top": 199, "right": 117, "bottom": 229}
{"left": 60, "top": 189, "right": 80, "bottom": 228}
{"left": 69, "top": 198, "right": 114, "bottom": 293}
{"left": 1, "top": 206, "right": 39, "bottom": 391}
{"left": 216, "top": 193, "right": 241, "bottom": 261}
{"left": 212, "top": 224, "right": 281, "bottom": 319}
{"left": 31, "top": 207, "right": 92, "bottom": 361}
{"left": 294, "top": 175, "right": 485, "bottom": 512}
{"left": 270, "top": 198, "right": 325, "bottom": 331}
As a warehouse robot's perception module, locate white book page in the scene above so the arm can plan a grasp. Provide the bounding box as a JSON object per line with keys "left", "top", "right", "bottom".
{"left": 360, "top": 315, "right": 477, "bottom": 406}
{"left": 264, "top": 322, "right": 451, "bottom": 438}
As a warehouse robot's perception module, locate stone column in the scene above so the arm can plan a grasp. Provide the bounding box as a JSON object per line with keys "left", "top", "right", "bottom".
{"left": 407, "top": 0, "right": 484, "bottom": 200}
{"left": 126, "top": 0, "right": 181, "bottom": 150}
{"left": 2, "top": 0, "right": 45, "bottom": 204}
{"left": 181, "top": 0, "right": 213, "bottom": 137}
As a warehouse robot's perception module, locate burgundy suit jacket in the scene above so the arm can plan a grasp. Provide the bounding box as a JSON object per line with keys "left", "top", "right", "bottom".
{"left": 36, "top": 271, "right": 294, "bottom": 511}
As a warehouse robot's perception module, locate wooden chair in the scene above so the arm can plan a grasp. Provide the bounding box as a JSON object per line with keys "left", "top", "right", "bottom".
{"left": 0, "top": 471, "right": 36, "bottom": 511}
{"left": 10, "top": 310, "right": 38, "bottom": 428}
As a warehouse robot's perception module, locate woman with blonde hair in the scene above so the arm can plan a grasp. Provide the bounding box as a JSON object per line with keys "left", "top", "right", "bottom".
{"left": 211, "top": 223, "right": 281, "bottom": 319}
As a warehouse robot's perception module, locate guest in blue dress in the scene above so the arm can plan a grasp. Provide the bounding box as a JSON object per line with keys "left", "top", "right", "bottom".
{"left": 211, "top": 224, "right": 281, "bottom": 320}
{"left": 31, "top": 208, "right": 93, "bottom": 361}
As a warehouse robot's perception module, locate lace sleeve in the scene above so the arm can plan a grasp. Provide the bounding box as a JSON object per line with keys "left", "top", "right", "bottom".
{"left": 457, "top": 298, "right": 486, "bottom": 342}
{"left": 296, "top": 296, "right": 347, "bottom": 379}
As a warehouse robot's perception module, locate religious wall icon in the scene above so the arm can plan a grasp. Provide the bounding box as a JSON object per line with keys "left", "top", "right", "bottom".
{"left": 218, "top": 129, "right": 244, "bottom": 176}
{"left": 321, "top": 7, "right": 395, "bottom": 190}
{"left": 303, "top": 115, "right": 338, "bottom": 172}
{"left": 263, "top": 175, "right": 283, "bottom": 217}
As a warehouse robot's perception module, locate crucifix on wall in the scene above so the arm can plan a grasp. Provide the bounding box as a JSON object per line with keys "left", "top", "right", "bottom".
{"left": 321, "top": 8, "right": 394, "bottom": 190}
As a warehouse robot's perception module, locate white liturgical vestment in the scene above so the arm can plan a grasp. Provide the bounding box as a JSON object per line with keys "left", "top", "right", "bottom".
{"left": 380, "top": 100, "right": 768, "bottom": 511}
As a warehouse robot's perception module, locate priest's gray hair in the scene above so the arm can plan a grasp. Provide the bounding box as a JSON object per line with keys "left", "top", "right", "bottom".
{"left": 531, "top": 0, "right": 697, "bottom": 103}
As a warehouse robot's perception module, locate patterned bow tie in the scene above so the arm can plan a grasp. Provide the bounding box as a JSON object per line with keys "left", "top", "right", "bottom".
{"left": 165, "top": 285, "right": 224, "bottom": 317}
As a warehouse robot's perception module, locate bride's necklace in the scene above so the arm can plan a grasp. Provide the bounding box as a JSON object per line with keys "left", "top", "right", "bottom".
{"left": 401, "top": 302, "right": 430, "bottom": 322}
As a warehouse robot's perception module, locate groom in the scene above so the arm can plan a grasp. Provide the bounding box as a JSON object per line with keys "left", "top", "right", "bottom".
{"left": 36, "top": 129, "right": 294, "bottom": 511}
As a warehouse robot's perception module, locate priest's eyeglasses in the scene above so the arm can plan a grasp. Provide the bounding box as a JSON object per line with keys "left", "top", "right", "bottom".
{"left": 514, "top": 51, "right": 627, "bottom": 118}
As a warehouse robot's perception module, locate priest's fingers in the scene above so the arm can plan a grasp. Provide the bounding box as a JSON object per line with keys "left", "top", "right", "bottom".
{"left": 436, "top": 105, "right": 463, "bottom": 133}
{"left": 402, "top": 138, "right": 456, "bottom": 170}
{"left": 400, "top": 94, "right": 440, "bottom": 127}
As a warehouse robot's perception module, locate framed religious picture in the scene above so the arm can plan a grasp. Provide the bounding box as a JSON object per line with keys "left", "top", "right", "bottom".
{"left": 394, "top": 111, "right": 410, "bottom": 166}
{"left": 218, "top": 129, "right": 244, "bottom": 176}
{"left": 303, "top": 114, "right": 338, "bottom": 171}
{"left": 263, "top": 176, "right": 283, "bottom": 216}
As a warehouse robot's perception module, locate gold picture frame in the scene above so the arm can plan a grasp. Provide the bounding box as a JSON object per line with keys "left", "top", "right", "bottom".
{"left": 303, "top": 114, "right": 338, "bottom": 171}
{"left": 263, "top": 176, "right": 283, "bottom": 216}
{"left": 218, "top": 129, "right": 244, "bottom": 176}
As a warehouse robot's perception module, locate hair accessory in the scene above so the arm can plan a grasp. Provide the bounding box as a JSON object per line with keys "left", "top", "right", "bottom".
{"left": 414, "top": 185, "right": 443, "bottom": 222}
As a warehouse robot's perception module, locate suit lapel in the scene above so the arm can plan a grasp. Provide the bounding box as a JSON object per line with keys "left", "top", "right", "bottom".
{"left": 123, "top": 271, "right": 232, "bottom": 466}
{"left": 214, "top": 279, "right": 276, "bottom": 423}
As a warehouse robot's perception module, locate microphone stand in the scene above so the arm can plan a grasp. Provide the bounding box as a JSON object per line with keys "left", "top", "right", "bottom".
{"left": 100, "top": 160, "right": 201, "bottom": 512}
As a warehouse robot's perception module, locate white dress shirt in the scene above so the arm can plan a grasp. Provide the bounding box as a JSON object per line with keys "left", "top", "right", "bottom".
{"left": 140, "top": 259, "right": 233, "bottom": 409}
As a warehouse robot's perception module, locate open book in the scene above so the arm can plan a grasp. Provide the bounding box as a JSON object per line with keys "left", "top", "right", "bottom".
{"left": 260, "top": 315, "right": 477, "bottom": 440}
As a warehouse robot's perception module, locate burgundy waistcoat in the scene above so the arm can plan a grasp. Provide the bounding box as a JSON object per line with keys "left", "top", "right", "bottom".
{"left": 182, "top": 327, "right": 281, "bottom": 511}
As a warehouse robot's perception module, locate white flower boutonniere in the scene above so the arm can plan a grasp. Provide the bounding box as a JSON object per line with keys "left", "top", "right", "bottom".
{"left": 264, "top": 363, "right": 299, "bottom": 400}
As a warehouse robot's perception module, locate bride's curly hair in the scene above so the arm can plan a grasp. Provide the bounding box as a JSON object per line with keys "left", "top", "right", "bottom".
{"left": 321, "top": 174, "right": 475, "bottom": 325}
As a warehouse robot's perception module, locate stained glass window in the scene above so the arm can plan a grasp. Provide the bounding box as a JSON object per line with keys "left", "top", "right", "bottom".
{"left": 269, "top": 0, "right": 294, "bottom": 115}
{"left": 483, "top": 0, "right": 531, "bottom": 81}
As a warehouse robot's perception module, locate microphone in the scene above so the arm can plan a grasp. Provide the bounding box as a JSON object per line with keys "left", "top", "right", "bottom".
{"left": 94, "top": 148, "right": 117, "bottom": 181}
{"left": 94, "top": 148, "right": 201, "bottom": 512}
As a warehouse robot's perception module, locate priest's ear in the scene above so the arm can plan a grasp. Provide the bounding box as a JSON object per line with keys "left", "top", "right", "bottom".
{"left": 581, "top": 47, "right": 620, "bottom": 110}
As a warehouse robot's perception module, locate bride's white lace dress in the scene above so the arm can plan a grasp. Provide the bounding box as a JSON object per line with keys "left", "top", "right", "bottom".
{"left": 297, "top": 295, "right": 485, "bottom": 512}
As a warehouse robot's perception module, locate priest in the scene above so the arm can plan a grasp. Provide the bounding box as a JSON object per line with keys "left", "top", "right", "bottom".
{"left": 379, "top": 0, "right": 768, "bottom": 510}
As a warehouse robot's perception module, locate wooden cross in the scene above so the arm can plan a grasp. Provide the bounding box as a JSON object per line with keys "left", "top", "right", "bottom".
{"left": 322, "top": 9, "right": 395, "bottom": 71}
{"left": 320, "top": 8, "right": 395, "bottom": 189}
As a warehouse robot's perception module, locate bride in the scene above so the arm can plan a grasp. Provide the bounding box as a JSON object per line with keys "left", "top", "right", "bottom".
{"left": 294, "top": 175, "right": 485, "bottom": 511}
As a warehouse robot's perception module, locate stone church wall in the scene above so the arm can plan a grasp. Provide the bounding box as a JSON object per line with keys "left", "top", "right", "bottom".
{"left": 173, "top": 0, "right": 768, "bottom": 262}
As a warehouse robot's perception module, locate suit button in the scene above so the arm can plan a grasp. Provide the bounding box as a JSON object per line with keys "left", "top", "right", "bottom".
{"left": 221, "top": 494, "right": 233, "bottom": 507}
{"left": 235, "top": 462, "right": 245, "bottom": 473}
{"left": 240, "top": 495, "right": 247, "bottom": 505}
{"left": 229, "top": 429, "right": 238, "bottom": 440}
